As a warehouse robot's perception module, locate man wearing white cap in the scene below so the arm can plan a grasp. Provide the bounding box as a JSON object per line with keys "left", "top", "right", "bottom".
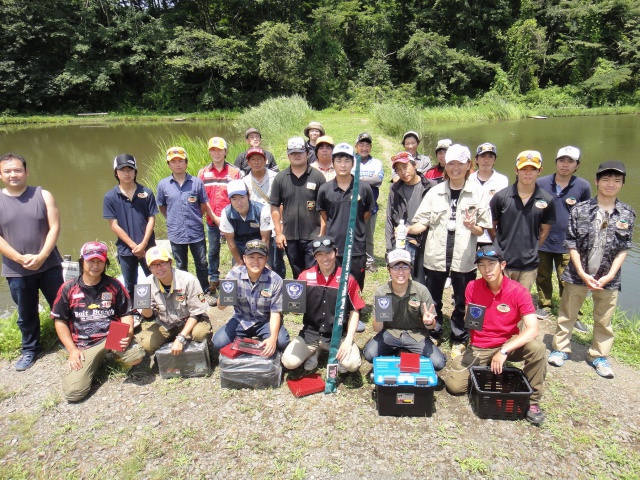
{"left": 219, "top": 179, "right": 273, "bottom": 266}
{"left": 535, "top": 146, "right": 591, "bottom": 322}
{"left": 409, "top": 144, "right": 491, "bottom": 358}
{"left": 270, "top": 137, "right": 327, "bottom": 278}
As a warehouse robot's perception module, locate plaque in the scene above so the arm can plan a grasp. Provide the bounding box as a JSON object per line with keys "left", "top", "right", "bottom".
{"left": 282, "top": 280, "right": 307, "bottom": 313}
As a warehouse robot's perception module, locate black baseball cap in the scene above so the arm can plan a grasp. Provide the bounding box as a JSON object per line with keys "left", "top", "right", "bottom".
{"left": 596, "top": 161, "right": 626, "bottom": 176}
{"left": 312, "top": 236, "right": 337, "bottom": 254}
{"left": 113, "top": 154, "right": 137, "bottom": 171}
{"left": 474, "top": 245, "right": 504, "bottom": 263}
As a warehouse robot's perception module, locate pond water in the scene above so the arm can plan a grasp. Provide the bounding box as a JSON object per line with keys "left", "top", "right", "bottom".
{"left": 0, "top": 114, "right": 639, "bottom": 314}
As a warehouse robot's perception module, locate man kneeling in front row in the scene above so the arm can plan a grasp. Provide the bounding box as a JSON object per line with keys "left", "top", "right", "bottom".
{"left": 443, "top": 245, "right": 547, "bottom": 425}
{"left": 136, "top": 246, "right": 212, "bottom": 354}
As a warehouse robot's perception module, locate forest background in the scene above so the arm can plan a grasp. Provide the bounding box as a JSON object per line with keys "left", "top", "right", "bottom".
{"left": 1, "top": 0, "right": 640, "bottom": 115}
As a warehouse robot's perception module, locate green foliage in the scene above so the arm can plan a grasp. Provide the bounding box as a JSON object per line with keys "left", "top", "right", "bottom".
{"left": 504, "top": 18, "right": 547, "bottom": 94}
{"left": 0, "top": 309, "right": 58, "bottom": 359}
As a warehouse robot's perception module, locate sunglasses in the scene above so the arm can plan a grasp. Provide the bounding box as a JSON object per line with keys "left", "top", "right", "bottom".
{"left": 312, "top": 238, "right": 333, "bottom": 249}
{"left": 476, "top": 250, "right": 500, "bottom": 259}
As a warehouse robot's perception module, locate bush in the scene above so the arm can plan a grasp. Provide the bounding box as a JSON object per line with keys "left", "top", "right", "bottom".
{"left": 0, "top": 309, "right": 58, "bottom": 359}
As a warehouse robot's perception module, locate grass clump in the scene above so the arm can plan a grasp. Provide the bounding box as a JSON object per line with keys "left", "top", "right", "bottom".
{"left": 0, "top": 308, "right": 58, "bottom": 359}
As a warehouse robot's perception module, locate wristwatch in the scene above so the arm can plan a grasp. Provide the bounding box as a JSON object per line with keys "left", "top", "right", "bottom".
{"left": 176, "top": 334, "right": 190, "bottom": 345}
{"left": 499, "top": 348, "right": 509, "bottom": 357}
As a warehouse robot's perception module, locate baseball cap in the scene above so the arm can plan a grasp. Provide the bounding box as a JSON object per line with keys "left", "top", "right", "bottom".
{"left": 391, "top": 151, "right": 415, "bottom": 167}
{"left": 81, "top": 241, "right": 108, "bottom": 262}
{"left": 556, "top": 146, "right": 580, "bottom": 162}
{"left": 304, "top": 122, "right": 325, "bottom": 138}
{"left": 445, "top": 144, "right": 471, "bottom": 164}
{"left": 356, "top": 133, "right": 373, "bottom": 144}
{"left": 208, "top": 137, "right": 227, "bottom": 151}
{"left": 476, "top": 143, "right": 497, "bottom": 157}
{"left": 312, "top": 236, "right": 337, "bottom": 254}
{"left": 113, "top": 154, "right": 137, "bottom": 171}
{"left": 332, "top": 142, "right": 354, "bottom": 158}
{"left": 435, "top": 139, "right": 452, "bottom": 152}
{"left": 246, "top": 147, "right": 266, "bottom": 160}
{"left": 474, "top": 245, "right": 504, "bottom": 263}
{"left": 244, "top": 240, "right": 268, "bottom": 256}
{"left": 245, "top": 127, "right": 261, "bottom": 138}
{"left": 227, "top": 179, "right": 248, "bottom": 198}
{"left": 166, "top": 146, "right": 187, "bottom": 161}
{"left": 515, "top": 150, "right": 543, "bottom": 169}
{"left": 387, "top": 249, "right": 412, "bottom": 267}
{"left": 402, "top": 131, "right": 420, "bottom": 145}
{"left": 596, "top": 160, "right": 626, "bottom": 176}
{"left": 146, "top": 246, "right": 172, "bottom": 266}
{"left": 287, "top": 136, "right": 307, "bottom": 154}
{"left": 314, "top": 135, "right": 335, "bottom": 154}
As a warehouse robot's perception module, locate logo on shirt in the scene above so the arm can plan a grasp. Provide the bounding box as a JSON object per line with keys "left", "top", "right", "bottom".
{"left": 307, "top": 201, "right": 315, "bottom": 210}
{"left": 377, "top": 297, "right": 390, "bottom": 309}
{"left": 102, "top": 292, "right": 113, "bottom": 301}
{"left": 260, "top": 289, "right": 272, "bottom": 298}
{"left": 188, "top": 195, "right": 197, "bottom": 203}
{"left": 221, "top": 281, "right": 235, "bottom": 294}
{"left": 469, "top": 305, "right": 484, "bottom": 318}
{"left": 72, "top": 293, "right": 85, "bottom": 299}
{"left": 250, "top": 222, "right": 260, "bottom": 228}
{"left": 497, "top": 304, "right": 511, "bottom": 313}
{"left": 175, "top": 295, "right": 185, "bottom": 302}
{"left": 88, "top": 304, "right": 100, "bottom": 309}
{"left": 616, "top": 220, "right": 629, "bottom": 230}
{"left": 565, "top": 197, "right": 576, "bottom": 206}
{"left": 198, "top": 293, "right": 205, "bottom": 303}
{"left": 408, "top": 299, "right": 420, "bottom": 308}
{"left": 286, "top": 282, "right": 304, "bottom": 300}
{"left": 137, "top": 192, "right": 148, "bottom": 199}
{"left": 306, "top": 182, "right": 317, "bottom": 190}
{"left": 534, "top": 200, "right": 548, "bottom": 209}
{"left": 101, "top": 301, "right": 111, "bottom": 309}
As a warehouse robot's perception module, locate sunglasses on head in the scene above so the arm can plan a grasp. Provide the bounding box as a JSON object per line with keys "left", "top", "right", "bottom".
{"left": 476, "top": 250, "right": 499, "bottom": 259}
{"left": 312, "top": 238, "right": 333, "bottom": 249}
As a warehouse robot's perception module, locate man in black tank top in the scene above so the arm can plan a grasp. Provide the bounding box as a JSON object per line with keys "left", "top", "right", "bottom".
{"left": 0, "top": 153, "right": 64, "bottom": 371}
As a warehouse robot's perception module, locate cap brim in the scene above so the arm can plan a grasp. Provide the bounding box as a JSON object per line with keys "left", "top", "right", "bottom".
{"left": 83, "top": 254, "right": 107, "bottom": 262}
{"left": 244, "top": 249, "right": 267, "bottom": 256}
{"left": 517, "top": 161, "right": 541, "bottom": 169}
{"left": 474, "top": 255, "right": 502, "bottom": 264}
{"left": 313, "top": 246, "right": 335, "bottom": 254}
{"left": 288, "top": 148, "right": 307, "bottom": 154}
{"left": 388, "top": 260, "right": 412, "bottom": 267}
{"left": 597, "top": 168, "right": 626, "bottom": 175}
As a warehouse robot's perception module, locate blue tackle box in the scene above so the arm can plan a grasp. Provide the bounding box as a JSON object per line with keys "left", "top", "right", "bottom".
{"left": 373, "top": 356, "right": 438, "bottom": 417}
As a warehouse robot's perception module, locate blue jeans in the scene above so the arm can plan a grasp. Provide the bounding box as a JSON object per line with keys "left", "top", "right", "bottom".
{"left": 212, "top": 317, "right": 290, "bottom": 351}
{"left": 170, "top": 239, "right": 209, "bottom": 292}
{"left": 207, "top": 224, "right": 221, "bottom": 282}
{"left": 363, "top": 330, "right": 446, "bottom": 371}
{"left": 285, "top": 239, "right": 316, "bottom": 279}
{"left": 269, "top": 238, "right": 286, "bottom": 279}
{"left": 118, "top": 254, "right": 151, "bottom": 298}
{"left": 7, "top": 265, "right": 64, "bottom": 355}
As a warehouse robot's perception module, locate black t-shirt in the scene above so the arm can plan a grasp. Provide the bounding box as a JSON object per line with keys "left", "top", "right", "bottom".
{"left": 235, "top": 150, "right": 279, "bottom": 175}
{"left": 446, "top": 188, "right": 462, "bottom": 268}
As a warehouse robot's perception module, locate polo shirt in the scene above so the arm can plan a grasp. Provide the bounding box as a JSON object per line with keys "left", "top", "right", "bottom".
{"left": 103, "top": 183, "right": 158, "bottom": 257}
{"left": 537, "top": 174, "right": 592, "bottom": 254}
{"left": 142, "top": 268, "right": 207, "bottom": 330}
{"left": 226, "top": 264, "right": 283, "bottom": 330}
{"left": 270, "top": 166, "right": 326, "bottom": 241}
{"left": 465, "top": 276, "right": 535, "bottom": 349}
{"left": 490, "top": 183, "right": 556, "bottom": 271}
{"left": 355, "top": 156, "right": 384, "bottom": 213}
{"left": 468, "top": 170, "right": 510, "bottom": 244}
{"left": 298, "top": 264, "right": 365, "bottom": 342}
{"left": 198, "top": 162, "right": 242, "bottom": 222}
{"left": 156, "top": 174, "right": 208, "bottom": 244}
{"left": 310, "top": 161, "right": 336, "bottom": 182}
{"left": 374, "top": 280, "right": 434, "bottom": 342}
{"left": 243, "top": 169, "right": 278, "bottom": 206}
{"left": 316, "top": 177, "right": 374, "bottom": 256}
{"left": 235, "top": 150, "right": 278, "bottom": 175}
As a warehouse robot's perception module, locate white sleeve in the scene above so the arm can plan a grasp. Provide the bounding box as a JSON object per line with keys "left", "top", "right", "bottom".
{"left": 260, "top": 205, "right": 273, "bottom": 231}
{"left": 219, "top": 209, "right": 234, "bottom": 234}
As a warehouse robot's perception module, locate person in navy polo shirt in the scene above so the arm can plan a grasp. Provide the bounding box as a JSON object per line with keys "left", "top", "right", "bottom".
{"left": 157, "top": 146, "right": 214, "bottom": 294}
{"left": 281, "top": 236, "right": 363, "bottom": 373}
{"left": 535, "top": 146, "right": 591, "bottom": 324}
{"left": 444, "top": 245, "right": 547, "bottom": 425}
{"left": 103, "top": 154, "right": 158, "bottom": 297}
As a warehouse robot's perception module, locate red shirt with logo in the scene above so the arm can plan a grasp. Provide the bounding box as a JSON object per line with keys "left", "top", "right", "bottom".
{"left": 198, "top": 162, "right": 242, "bottom": 223}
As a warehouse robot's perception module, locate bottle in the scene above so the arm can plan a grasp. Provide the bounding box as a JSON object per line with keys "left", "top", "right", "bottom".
{"left": 395, "top": 220, "right": 407, "bottom": 249}
{"left": 62, "top": 255, "right": 80, "bottom": 282}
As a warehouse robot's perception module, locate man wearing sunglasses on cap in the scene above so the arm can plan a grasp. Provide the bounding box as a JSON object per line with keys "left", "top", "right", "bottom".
{"left": 444, "top": 245, "right": 547, "bottom": 425}
{"left": 363, "top": 249, "right": 445, "bottom": 371}
{"left": 281, "top": 236, "right": 364, "bottom": 373}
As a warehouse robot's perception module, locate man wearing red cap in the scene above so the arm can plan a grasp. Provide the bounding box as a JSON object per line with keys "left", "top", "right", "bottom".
{"left": 234, "top": 128, "right": 279, "bottom": 175}
{"left": 51, "top": 241, "right": 145, "bottom": 402}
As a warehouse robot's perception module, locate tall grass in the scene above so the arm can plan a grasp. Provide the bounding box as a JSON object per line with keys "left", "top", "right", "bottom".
{"left": 0, "top": 309, "right": 57, "bottom": 360}
{"left": 370, "top": 103, "right": 428, "bottom": 138}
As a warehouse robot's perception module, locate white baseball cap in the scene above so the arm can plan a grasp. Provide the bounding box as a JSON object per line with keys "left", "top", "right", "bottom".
{"left": 556, "top": 146, "right": 580, "bottom": 162}
{"left": 227, "top": 179, "right": 248, "bottom": 198}
{"left": 287, "top": 137, "right": 307, "bottom": 154}
{"left": 332, "top": 142, "right": 354, "bottom": 158}
{"left": 445, "top": 144, "right": 471, "bottom": 164}
{"left": 387, "top": 249, "right": 412, "bottom": 266}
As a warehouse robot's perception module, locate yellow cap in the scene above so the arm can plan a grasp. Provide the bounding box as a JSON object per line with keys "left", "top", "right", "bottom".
{"left": 208, "top": 137, "right": 227, "bottom": 151}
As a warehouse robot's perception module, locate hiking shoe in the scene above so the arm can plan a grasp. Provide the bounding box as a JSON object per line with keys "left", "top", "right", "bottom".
{"left": 338, "top": 363, "right": 348, "bottom": 374}
{"left": 303, "top": 352, "right": 319, "bottom": 371}
{"left": 548, "top": 350, "right": 569, "bottom": 367}
{"left": 356, "top": 320, "right": 366, "bottom": 333}
{"left": 535, "top": 308, "right": 549, "bottom": 320}
{"left": 451, "top": 343, "right": 466, "bottom": 359}
{"left": 526, "top": 404, "right": 545, "bottom": 425}
{"left": 574, "top": 320, "right": 588, "bottom": 333}
{"left": 208, "top": 280, "right": 220, "bottom": 295}
{"left": 15, "top": 352, "right": 39, "bottom": 371}
{"left": 205, "top": 292, "right": 218, "bottom": 307}
{"left": 589, "top": 357, "right": 614, "bottom": 379}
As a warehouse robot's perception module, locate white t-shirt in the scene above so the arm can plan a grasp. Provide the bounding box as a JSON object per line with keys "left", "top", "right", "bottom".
{"left": 468, "top": 169, "right": 510, "bottom": 244}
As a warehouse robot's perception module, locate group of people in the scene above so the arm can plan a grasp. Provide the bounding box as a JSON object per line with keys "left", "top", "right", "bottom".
{"left": 0, "top": 123, "right": 634, "bottom": 424}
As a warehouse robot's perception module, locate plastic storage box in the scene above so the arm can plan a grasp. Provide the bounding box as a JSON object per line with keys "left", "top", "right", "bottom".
{"left": 155, "top": 340, "right": 211, "bottom": 379}
{"left": 469, "top": 366, "right": 533, "bottom": 420}
{"left": 373, "top": 356, "right": 438, "bottom": 417}
{"left": 219, "top": 351, "right": 282, "bottom": 389}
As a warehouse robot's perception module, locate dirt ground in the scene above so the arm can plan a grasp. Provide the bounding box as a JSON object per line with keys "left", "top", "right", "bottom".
{"left": 1, "top": 294, "right": 639, "bottom": 479}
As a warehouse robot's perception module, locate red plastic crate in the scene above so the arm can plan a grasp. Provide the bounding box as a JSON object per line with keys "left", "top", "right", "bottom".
{"left": 469, "top": 366, "right": 533, "bottom": 420}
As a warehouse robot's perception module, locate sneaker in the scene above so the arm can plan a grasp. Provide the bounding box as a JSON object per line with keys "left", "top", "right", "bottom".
{"left": 338, "top": 363, "right": 347, "bottom": 374}
{"left": 15, "top": 352, "right": 39, "bottom": 371}
{"left": 451, "top": 343, "right": 466, "bottom": 359}
{"left": 208, "top": 280, "right": 220, "bottom": 295}
{"left": 303, "top": 352, "right": 319, "bottom": 371}
{"left": 444, "top": 277, "right": 452, "bottom": 289}
{"left": 535, "top": 308, "right": 549, "bottom": 320}
{"left": 365, "top": 262, "right": 378, "bottom": 273}
{"left": 574, "top": 320, "right": 588, "bottom": 333}
{"left": 356, "top": 320, "right": 366, "bottom": 333}
{"left": 526, "top": 404, "right": 545, "bottom": 425}
{"left": 548, "top": 350, "right": 569, "bottom": 367}
{"left": 589, "top": 357, "right": 614, "bottom": 379}
{"left": 205, "top": 292, "right": 218, "bottom": 307}
{"left": 132, "top": 313, "right": 142, "bottom": 329}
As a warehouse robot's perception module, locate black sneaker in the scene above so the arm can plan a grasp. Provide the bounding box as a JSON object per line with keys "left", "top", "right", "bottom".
{"left": 526, "top": 404, "right": 545, "bottom": 425}
{"left": 574, "top": 320, "right": 588, "bottom": 333}
{"left": 15, "top": 352, "right": 40, "bottom": 371}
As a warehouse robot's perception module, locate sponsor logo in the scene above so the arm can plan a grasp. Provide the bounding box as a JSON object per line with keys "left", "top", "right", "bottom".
{"left": 72, "top": 293, "right": 85, "bottom": 299}
{"left": 260, "top": 289, "right": 272, "bottom": 298}
{"left": 221, "top": 281, "right": 235, "bottom": 294}
{"left": 101, "top": 301, "right": 111, "bottom": 308}
{"left": 88, "top": 304, "right": 100, "bottom": 309}
{"left": 616, "top": 220, "right": 629, "bottom": 230}
{"left": 377, "top": 297, "right": 390, "bottom": 309}
{"left": 137, "top": 192, "right": 148, "bottom": 198}
{"left": 102, "top": 292, "right": 113, "bottom": 301}
{"left": 470, "top": 306, "right": 483, "bottom": 319}
{"left": 307, "top": 201, "right": 315, "bottom": 210}
{"left": 566, "top": 197, "right": 576, "bottom": 205}
{"left": 534, "top": 200, "right": 548, "bottom": 209}
{"left": 188, "top": 195, "right": 197, "bottom": 203}
{"left": 286, "top": 282, "right": 303, "bottom": 300}
{"left": 497, "top": 304, "right": 510, "bottom": 313}
{"left": 135, "top": 285, "right": 149, "bottom": 298}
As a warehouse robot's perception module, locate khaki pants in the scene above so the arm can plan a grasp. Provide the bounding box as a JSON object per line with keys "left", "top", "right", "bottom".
{"left": 443, "top": 339, "right": 547, "bottom": 404}
{"left": 281, "top": 335, "right": 361, "bottom": 372}
{"left": 63, "top": 340, "right": 145, "bottom": 402}
{"left": 505, "top": 269, "right": 537, "bottom": 293}
{"left": 552, "top": 282, "right": 618, "bottom": 360}
{"left": 536, "top": 252, "right": 570, "bottom": 308}
{"left": 136, "top": 319, "right": 213, "bottom": 354}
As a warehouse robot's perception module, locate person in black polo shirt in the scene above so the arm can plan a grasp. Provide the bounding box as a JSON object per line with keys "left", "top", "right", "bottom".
{"left": 490, "top": 150, "right": 556, "bottom": 292}
{"left": 281, "top": 236, "right": 364, "bottom": 373}
{"left": 316, "top": 143, "right": 374, "bottom": 292}
{"left": 270, "top": 137, "right": 327, "bottom": 279}
{"left": 234, "top": 127, "right": 279, "bottom": 175}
